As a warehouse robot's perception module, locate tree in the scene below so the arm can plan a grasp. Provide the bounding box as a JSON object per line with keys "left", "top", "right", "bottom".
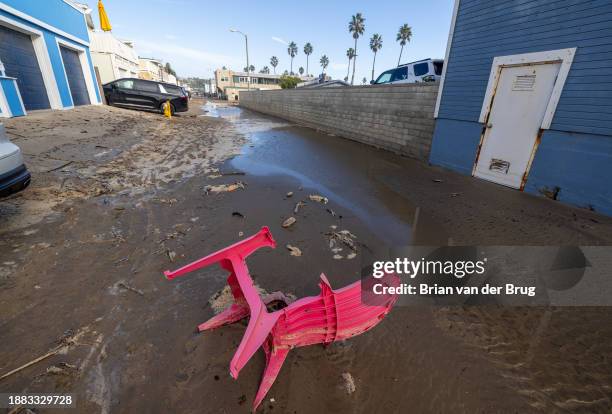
{"left": 396, "top": 24, "right": 412, "bottom": 66}
{"left": 243, "top": 66, "right": 249, "bottom": 73}
{"left": 270, "top": 56, "right": 279, "bottom": 74}
{"left": 287, "top": 41, "right": 298, "bottom": 74}
{"left": 165, "top": 62, "right": 176, "bottom": 76}
{"left": 279, "top": 74, "right": 301, "bottom": 89}
{"left": 362, "top": 77, "right": 367, "bottom": 85}
{"left": 345, "top": 48, "right": 355, "bottom": 81}
{"left": 249, "top": 64, "right": 255, "bottom": 73}
{"left": 303, "top": 42, "right": 313, "bottom": 76}
{"left": 260, "top": 66, "right": 270, "bottom": 74}
{"left": 348, "top": 12, "right": 365, "bottom": 85}
{"left": 369, "top": 33, "right": 382, "bottom": 82}
{"left": 320, "top": 54, "right": 329, "bottom": 74}
{"left": 222, "top": 66, "right": 227, "bottom": 70}
{"left": 299, "top": 66, "right": 304, "bottom": 75}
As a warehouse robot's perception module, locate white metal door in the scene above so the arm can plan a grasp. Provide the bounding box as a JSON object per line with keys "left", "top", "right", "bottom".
{"left": 474, "top": 63, "right": 561, "bottom": 188}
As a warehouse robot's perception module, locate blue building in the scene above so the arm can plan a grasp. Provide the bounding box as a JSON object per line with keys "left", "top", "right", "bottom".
{"left": 431, "top": 0, "right": 612, "bottom": 215}
{"left": 0, "top": 0, "right": 100, "bottom": 118}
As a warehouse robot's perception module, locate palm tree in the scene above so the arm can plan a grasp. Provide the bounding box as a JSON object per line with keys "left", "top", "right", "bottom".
{"left": 348, "top": 12, "right": 365, "bottom": 85}
{"left": 249, "top": 64, "right": 255, "bottom": 73}
{"left": 369, "top": 33, "right": 382, "bottom": 82}
{"left": 287, "top": 41, "right": 298, "bottom": 74}
{"left": 345, "top": 48, "right": 355, "bottom": 81}
{"left": 299, "top": 66, "right": 304, "bottom": 76}
{"left": 270, "top": 56, "right": 279, "bottom": 74}
{"left": 303, "top": 42, "right": 313, "bottom": 75}
{"left": 260, "top": 66, "right": 270, "bottom": 74}
{"left": 396, "top": 24, "right": 412, "bottom": 66}
{"left": 362, "top": 77, "right": 367, "bottom": 85}
{"left": 320, "top": 55, "right": 329, "bottom": 74}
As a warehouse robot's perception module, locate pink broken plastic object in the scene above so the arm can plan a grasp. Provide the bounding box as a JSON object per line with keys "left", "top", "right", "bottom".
{"left": 164, "top": 226, "right": 399, "bottom": 411}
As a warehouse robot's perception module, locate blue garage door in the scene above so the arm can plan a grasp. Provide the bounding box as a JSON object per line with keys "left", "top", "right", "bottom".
{"left": 60, "top": 46, "right": 90, "bottom": 106}
{"left": 0, "top": 25, "right": 50, "bottom": 110}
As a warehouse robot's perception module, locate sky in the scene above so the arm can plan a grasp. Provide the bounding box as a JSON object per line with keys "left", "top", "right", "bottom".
{"left": 86, "top": 0, "right": 454, "bottom": 82}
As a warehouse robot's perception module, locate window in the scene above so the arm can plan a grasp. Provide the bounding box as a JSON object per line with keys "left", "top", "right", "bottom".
{"left": 413, "top": 62, "right": 429, "bottom": 77}
{"left": 433, "top": 61, "right": 443, "bottom": 76}
{"left": 135, "top": 80, "right": 159, "bottom": 92}
{"left": 375, "top": 70, "right": 394, "bottom": 84}
{"left": 116, "top": 79, "right": 134, "bottom": 89}
{"left": 391, "top": 66, "right": 408, "bottom": 82}
{"left": 159, "top": 84, "right": 183, "bottom": 96}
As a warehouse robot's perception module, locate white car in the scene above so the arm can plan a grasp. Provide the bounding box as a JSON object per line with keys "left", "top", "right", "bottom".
{"left": 0, "top": 123, "right": 30, "bottom": 198}
{"left": 373, "top": 58, "right": 444, "bottom": 85}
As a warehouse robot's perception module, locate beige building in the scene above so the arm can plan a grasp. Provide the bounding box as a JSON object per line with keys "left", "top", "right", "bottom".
{"left": 138, "top": 58, "right": 163, "bottom": 81}
{"left": 215, "top": 68, "right": 313, "bottom": 101}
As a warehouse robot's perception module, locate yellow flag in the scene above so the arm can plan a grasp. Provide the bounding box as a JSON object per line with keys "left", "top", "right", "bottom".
{"left": 98, "top": 0, "right": 112, "bottom": 32}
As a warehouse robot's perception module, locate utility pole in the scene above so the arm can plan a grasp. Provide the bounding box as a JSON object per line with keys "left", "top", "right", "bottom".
{"left": 230, "top": 28, "right": 250, "bottom": 90}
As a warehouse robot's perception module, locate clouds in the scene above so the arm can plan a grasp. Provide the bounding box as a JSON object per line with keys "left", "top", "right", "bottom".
{"left": 271, "top": 36, "right": 288, "bottom": 45}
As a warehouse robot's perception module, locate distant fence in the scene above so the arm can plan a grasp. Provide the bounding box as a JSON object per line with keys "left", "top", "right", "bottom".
{"left": 239, "top": 83, "right": 439, "bottom": 160}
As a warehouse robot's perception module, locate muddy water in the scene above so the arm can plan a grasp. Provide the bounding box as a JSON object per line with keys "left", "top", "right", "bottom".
{"left": 207, "top": 104, "right": 448, "bottom": 246}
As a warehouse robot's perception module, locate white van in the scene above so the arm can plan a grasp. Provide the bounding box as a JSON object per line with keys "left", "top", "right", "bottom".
{"left": 0, "top": 123, "right": 30, "bottom": 198}
{"left": 372, "top": 58, "right": 443, "bottom": 85}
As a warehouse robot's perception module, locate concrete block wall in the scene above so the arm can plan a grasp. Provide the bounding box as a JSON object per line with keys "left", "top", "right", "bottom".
{"left": 239, "top": 83, "right": 439, "bottom": 160}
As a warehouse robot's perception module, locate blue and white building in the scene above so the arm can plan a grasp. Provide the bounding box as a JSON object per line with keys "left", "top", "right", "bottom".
{"left": 0, "top": 0, "right": 101, "bottom": 118}
{"left": 431, "top": 0, "right": 612, "bottom": 215}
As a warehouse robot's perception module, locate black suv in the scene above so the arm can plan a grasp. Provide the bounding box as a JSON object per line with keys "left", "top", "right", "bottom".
{"left": 103, "top": 78, "right": 188, "bottom": 114}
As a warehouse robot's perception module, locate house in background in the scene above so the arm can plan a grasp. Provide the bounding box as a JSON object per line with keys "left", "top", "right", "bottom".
{"left": 0, "top": 0, "right": 101, "bottom": 118}
{"left": 431, "top": 0, "right": 612, "bottom": 215}
{"left": 138, "top": 57, "right": 177, "bottom": 85}
{"left": 89, "top": 29, "right": 139, "bottom": 84}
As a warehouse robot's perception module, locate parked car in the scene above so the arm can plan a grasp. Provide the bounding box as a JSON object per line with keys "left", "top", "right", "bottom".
{"left": 103, "top": 78, "right": 189, "bottom": 115}
{"left": 0, "top": 124, "right": 31, "bottom": 198}
{"left": 372, "top": 58, "right": 444, "bottom": 85}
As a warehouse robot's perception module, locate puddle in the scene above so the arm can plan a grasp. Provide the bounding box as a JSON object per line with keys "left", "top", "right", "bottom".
{"left": 211, "top": 105, "right": 449, "bottom": 245}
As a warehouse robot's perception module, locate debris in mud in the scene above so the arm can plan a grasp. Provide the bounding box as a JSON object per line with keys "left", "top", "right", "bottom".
{"left": 326, "top": 208, "right": 336, "bottom": 217}
{"left": 209, "top": 284, "right": 267, "bottom": 314}
{"left": 341, "top": 372, "right": 356, "bottom": 395}
{"left": 293, "top": 201, "right": 305, "bottom": 214}
{"left": 232, "top": 211, "right": 245, "bottom": 218}
{"left": 204, "top": 181, "right": 245, "bottom": 194}
{"left": 286, "top": 244, "right": 302, "bottom": 257}
{"left": 432, "top": 178, "right": 444, "bottom": 183}
{"left": 309, "top": 194, "right": 328, "bottom": 204}
{"left": 117, "top": 281, "right": 144, "bottom": 296}
{"left": 326, "top": 228, "right": 358, "bottom": 259}
{"left": 46, "top": 362, "right": 78, "bottom": 376}
{"left": 166, "top": 250, "right": 177, "bottom": 262}
{"left": 450, "top": 192, "right": 461, "bottom": 197}
{"left": 207, "top": 170, "right": 246, "bottom": 179}
{"left": 286, "top": 191, "right": 294, "bottom": 198}
{"left": 156, "top": 198, "right": 178, "bottom": 205}
{"left": 0, "top": 326, "right": 90, "bottom": 381}
{"left": 238, "top": 395, "right": 247, "bottom": 405}
{"left": 282, "top": 217, "right": 296, "bottom": 228}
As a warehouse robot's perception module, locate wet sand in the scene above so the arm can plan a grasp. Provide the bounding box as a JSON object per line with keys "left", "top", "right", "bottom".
{"left": 0, "top": 101, "right": 611, "bottom": 413}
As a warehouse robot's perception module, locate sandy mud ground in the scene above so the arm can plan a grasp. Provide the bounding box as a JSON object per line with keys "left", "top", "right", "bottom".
{"left": 1, "top": 100, "right": 611, "bottom": 413}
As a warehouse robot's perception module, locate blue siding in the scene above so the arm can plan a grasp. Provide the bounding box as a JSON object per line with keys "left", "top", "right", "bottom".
{"left": 525, "top": 130, "right": 612, "bottom": 216}
{"left": 429, "top": 119, "right": 482, "bottom": 175}
{"left": 438, "top": 0, "right": 612, "bottom": 137}
{"left": 1, "top": 0, "right": 89, "bottom": 42}
{"left": 431, "top": 0, "right": 612, "bottom": 215}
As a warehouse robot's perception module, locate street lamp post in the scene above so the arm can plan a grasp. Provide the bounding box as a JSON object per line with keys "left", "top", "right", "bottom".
{"left": 230, "top": 28, "right": 250, "bottom": 90}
